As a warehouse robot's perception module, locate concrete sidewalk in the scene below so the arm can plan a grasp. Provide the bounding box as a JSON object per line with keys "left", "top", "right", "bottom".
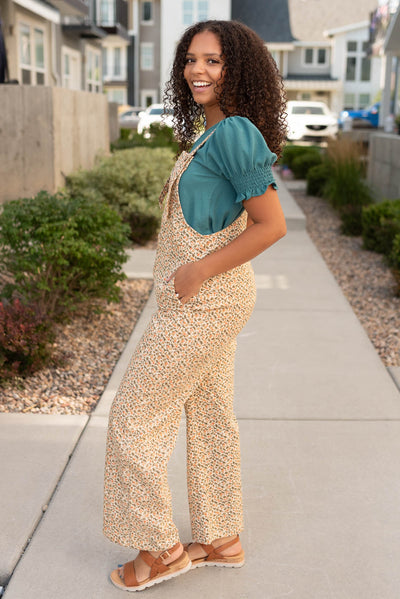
{"left": 2, "top": 174, "right": 400, "bottom": 598}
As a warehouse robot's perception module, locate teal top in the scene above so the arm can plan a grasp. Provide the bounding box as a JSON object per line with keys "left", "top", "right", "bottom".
{"left": 178, "top": 116, "right": 278, "bottom": 235}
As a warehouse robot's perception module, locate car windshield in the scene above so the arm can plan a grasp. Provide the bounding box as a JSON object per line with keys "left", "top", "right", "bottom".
{"left": 149, "top": 108, "right": 163, "bottom": 115}
{"left": 292, "top": 106, "right": 325, "bottom": 115}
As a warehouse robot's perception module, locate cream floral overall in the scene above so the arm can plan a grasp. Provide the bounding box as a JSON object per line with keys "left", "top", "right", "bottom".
{"left": 104, "top": 130, "right": 257, "bottom": 550}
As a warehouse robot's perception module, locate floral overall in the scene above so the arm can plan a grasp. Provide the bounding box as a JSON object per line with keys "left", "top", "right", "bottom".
{"left": 103, "top": 130, "right": 257, "bottom": 550}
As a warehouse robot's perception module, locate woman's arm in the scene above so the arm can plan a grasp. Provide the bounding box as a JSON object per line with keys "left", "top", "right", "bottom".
{"left": 170, "top": 185, "right": 287, "bottom": 303}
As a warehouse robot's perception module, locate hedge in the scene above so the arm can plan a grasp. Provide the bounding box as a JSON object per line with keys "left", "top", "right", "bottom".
{"left": 361, "top": 199, "right": 400, "bottom": 256}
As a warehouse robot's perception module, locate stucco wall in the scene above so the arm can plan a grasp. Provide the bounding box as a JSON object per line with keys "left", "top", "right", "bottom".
{"left": 367, "top": 133, "right": 400, "bottom": 200}
{"left": 0, "top": 86, "right": 110, "bottom": 203}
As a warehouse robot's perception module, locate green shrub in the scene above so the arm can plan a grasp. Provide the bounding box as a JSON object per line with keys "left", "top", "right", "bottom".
{"left": 280, "top": 145, "right": 320, "bottom": 170}
{"left": 361, "top": 199, "right": 400, "bottom": 256}
{"left": 291, "top": 151, "right": 322, "bottom": 179}
{"left": 112, "top": 123, "right": 179, "bottom": 154}
{"left": 66, "top": 147, "right": 174, "bottom": 244}
{"left": 0, "top": 298, "right": 54, "bottom": 381}
{"left": 306, "top": 162, "right": 332, "bottom": 197}
{"left": 0, "top": 191, "right": 129, "bottom": 320}
{"left": 390, "top": 234, "right": 400, "bottom": 294}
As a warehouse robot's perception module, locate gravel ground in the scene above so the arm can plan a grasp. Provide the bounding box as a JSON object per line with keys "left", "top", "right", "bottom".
{"left": 0, "top": 279, "right": 152, "bottom": 414}
{"left": 293, "top": 189, "right": 400, "bottom": 367}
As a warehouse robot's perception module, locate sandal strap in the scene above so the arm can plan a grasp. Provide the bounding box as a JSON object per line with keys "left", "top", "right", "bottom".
{"left": 200, "top": 535, "right": 240, "bottom": 561}
{"left": 123, "top": 560, "right": 139, "bottom": 587}
{"left": 140, "top": 542, "right": 181, "bottom": 579}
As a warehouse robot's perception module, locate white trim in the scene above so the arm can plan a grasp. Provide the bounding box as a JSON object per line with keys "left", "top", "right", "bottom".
{"left": 62, "top": 46, "right": 81, "bottom": 90}
{"left": 267, "top": 42, "right": 295, "bottom": 52}
{"left": 14, "top": 0, "right": 60, "bottom": 23}
{"left": 294, "top": 40, "right": 332, "bottom": 48}
{"left": 284, "top": 79, "right": 342, "bottom": 91}
{"left": 325, "top": 20, "right": 370, "bottom": 38}
{"left": 282, "top": 50, "right": 288, "bottom": 78}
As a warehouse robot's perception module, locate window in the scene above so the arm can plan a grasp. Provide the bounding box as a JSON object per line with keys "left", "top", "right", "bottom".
{"left": 102, "top": 47, "right": 107, "bottom": 77}
{"left": 19, "top": 23, "right": 46, "bottom": 85}
{"left": 346, "top": 57, "right": 356, "bottom": 81}
{"left": 64, "top": 53, "right": 70, "bottom": 86}
{"left": 141, "top": 1, "right": 153, "bottom": 22}
{"left": 344, "top": 93, "right": 355, "bottom": 110}
{"left": 361, "top": 42, "right": 371, "bottom": 82}
{"left": 361, "top": 56, "right": 371, "bottom": 81}
{"left": 100, "top": 0, "right": 114, "bottom": 24}
{"left": 86, "top": 47, "right": 101, "bottom": 92}
{"left": 198, "top": 0, "right": 208, "bottom": 21}
{"left": 183, "top": 0, "right": 194, "bottom": 25}
{"left": 301, "top": 92, "right": 311, "bottom": 101}
{"left": 292, "top": 105, "right": 324, "bottom": 115}
{"left": 303, "top": 47, "right": 327, "bottom": 67}
{"left": 107, "top": 88, "right": 126, "bottom": 104}
{"left": 304, "top": 48, "right": 313, "bottom": 64}
{"left": 359, "top": 94, "right": 370, "bottom": 108}
{"left": 140, "top": 43, "right": 154, "bottom": 70}
{"left": 346, "top": 39, "right": 371, "bottom": 83}
{"left": 317, "top": 49, "right": 326, "bottom": 64}
{"left": 114, "top": 47, "right": 121, "bottom": 76}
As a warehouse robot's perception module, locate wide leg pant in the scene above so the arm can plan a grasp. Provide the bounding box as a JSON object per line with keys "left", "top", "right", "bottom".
{"left": 103, "top": 302, "right": 250, "bottom": 551}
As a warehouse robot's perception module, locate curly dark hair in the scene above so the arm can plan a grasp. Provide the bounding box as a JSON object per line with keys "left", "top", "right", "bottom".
{"left": 164, "top": 20, "right": 287, "bottom": 157}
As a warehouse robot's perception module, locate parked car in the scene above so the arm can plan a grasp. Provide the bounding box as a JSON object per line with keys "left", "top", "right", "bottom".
{"left": 286, "top": 101, "right": 338, "bottom": 141}
{"left": 118, "top": 106, "right": 144, "bottom": 129}
{"left": 137, "top": 104, "right": 174, "bottom": 135}
{"left": 338, "top": 102, "right": 380, "bottom": 129}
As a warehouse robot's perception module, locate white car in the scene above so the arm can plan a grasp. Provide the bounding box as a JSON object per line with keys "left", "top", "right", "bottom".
{"left": 286, "top": 101, "right": 338, "bottom": 141}
{"left": 118, "top": 107, "right": 144, "bottom": 129}
{"left": 137, "top": 104, "right": 174, "bottom": 135}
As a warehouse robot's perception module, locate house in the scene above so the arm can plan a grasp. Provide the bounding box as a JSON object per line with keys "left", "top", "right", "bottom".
{"left": 130, "top": 0, "right": 162, "bottom": 107}
{"left": 159, "top": 0, "right": 231, "bottom": 95}
{"left": 0, "top": 0, "right": 108, "bottom": 91}
{"left": 232, "top": 0, "right": 378, "bottom": 114}
{"left": 380, "top": 1, "right": 400, "bottom": 125}
{"left": 0, "top": 0, "right": 134, "bottom": 94}
{"left": 325, "top": 20, "right": 381, "bottom": 112}
{"left": 96, "top": 0, "right": 130, "bottom": 103}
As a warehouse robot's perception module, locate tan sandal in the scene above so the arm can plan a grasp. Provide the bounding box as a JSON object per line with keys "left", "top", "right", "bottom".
{"left": 184, "top": 535, "right": 245, "bottom": 569}
{"left": 110, "top": 542, "right": 192, "bottom": 592}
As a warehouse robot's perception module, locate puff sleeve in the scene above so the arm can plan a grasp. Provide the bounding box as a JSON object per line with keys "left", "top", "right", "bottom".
{"left": 205, "top": 116, "right": 278, "bottom": 204}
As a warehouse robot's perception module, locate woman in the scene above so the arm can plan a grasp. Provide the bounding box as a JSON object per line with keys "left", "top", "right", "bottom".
{"left": 104, "top": 19, "right": 287, "bottom": 592}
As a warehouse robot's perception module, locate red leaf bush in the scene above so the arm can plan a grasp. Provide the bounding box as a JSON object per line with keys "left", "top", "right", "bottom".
{"left": 0, "top": 299, "right": 54, "bottom": 381}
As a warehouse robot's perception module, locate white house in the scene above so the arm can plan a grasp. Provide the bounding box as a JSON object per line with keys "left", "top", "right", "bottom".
{"left": 232, "top": 0, "right": 378, "bottom": 115}
{"left": 160, "top": 0, "right": 230, "bottom": 93}
{"left": 325, "top": 21, "right": 382, "bottom": 113}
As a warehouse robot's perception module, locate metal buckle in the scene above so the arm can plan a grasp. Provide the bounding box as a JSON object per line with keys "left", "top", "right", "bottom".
{"left": 159, "top": 550, "right": 171, "bottom": 561}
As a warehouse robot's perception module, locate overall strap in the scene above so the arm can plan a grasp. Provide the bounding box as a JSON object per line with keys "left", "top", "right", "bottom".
{"left": 158, "top": 126, "right": 218, "bottom": 216}
{"left": 189, "top": 127, "right": 218, "bottom": 156}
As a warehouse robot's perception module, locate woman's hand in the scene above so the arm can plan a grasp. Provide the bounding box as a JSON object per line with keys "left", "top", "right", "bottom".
{"left": 166, "top": 262, "right": 206, "bottom": 305}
